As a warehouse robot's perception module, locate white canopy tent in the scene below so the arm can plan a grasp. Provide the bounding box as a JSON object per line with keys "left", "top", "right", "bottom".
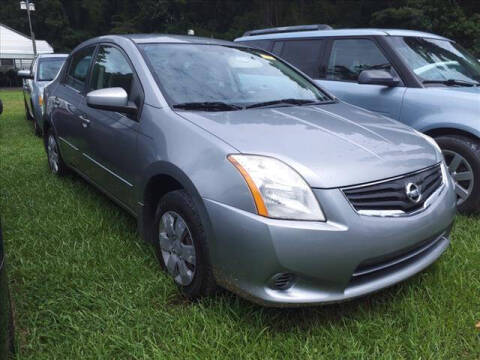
{"left": 0, "top": 23, "right": 53, "bottom": 72}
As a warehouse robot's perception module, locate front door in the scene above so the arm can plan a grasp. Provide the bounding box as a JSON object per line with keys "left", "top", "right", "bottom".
{"left": 316, "top": 38, "right": 406, "bottom": 120}
{"left": 78, "top": 45, "right": 141, "bottom": 210}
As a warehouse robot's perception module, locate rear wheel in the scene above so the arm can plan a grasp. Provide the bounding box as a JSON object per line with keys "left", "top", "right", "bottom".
{"left": 46, "top": 129, "right": 67, "bottom": 176}
{"left": 435, "top": 135, "right": 480, "bottom": 213}
{"left": 153, "top": 190, "right": 216, "bottom": 299}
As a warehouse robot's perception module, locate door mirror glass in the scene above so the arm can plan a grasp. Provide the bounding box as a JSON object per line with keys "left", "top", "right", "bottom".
{"left": 358, "top": 69, "right": 400, "bottom": 87}
{"left": 86, "top": 87, "right": 137, "bottom": 115}
{"left": 17, "top": 69, "right": 33, "bottom": 79}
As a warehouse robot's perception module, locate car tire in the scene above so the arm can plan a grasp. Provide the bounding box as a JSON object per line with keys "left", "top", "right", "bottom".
{"left": 153, "top": 190, "right": 216, "bottom": 300}
{"left": 24, "top": 98, "right": 32, "bottom": 121}
{"left": 46, "top": 128, "right": 68, "bottom": 176}
{"left": 435, "top": 135, "right": 480, "bottom": 213}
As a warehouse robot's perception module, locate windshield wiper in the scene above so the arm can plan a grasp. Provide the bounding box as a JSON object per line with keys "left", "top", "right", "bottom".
{"left": 245, "top": 98, "right": 326, "bottom": 109}
{"left": 422, "top": 79, "right": 479, "bottom": 87}
{"left": 172, "top": 102, "right": 242, "bottom": 111}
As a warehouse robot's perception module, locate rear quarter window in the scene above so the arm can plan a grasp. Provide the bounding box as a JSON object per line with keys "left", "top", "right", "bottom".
{"left": 65, "top": 46, "right": 95, "bottom": 92}
{"left": 278, "top": 40, "right": 325, "bottom": 78}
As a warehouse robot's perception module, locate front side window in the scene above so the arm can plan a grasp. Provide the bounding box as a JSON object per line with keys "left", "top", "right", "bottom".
{"left": 388, "top": 36, "right": 480, "bottom": 84}
{"left": 90, "top": 46, "right": 134, "bottom": 95}
{"left": 280, "top": 40, "right": 324, "bottom": 78}
{"left": 37, "top": 58, "right": 66, "bottom": 81}
{"left": 327, "top": 39, "right": 392, "bottom": 81}
{"left": 140, "top": 44, "right": 331, "bottom": 107}
{"left": 66, "top": 47, "right": 95, "bottom": 91}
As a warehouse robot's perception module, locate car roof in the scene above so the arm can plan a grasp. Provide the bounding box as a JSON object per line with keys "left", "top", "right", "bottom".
{"left": 36, "top": 53, "right": 69, "bottom": 59}
{"left": 235, "top": 28, "right": 451, "bottom": 42}
{"left": 78, "top": 34, "right": 242, "bottom": 48}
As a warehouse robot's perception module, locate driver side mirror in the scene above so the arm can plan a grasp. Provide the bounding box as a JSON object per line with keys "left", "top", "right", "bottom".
{"left": 17, "top": 69, "right": 33, "bottom": 79}
{"left": 86, "top": 87, "right": 137, "bottom": 115}
{"left": 358, "top": 69, "right": 400, "bottom": 87}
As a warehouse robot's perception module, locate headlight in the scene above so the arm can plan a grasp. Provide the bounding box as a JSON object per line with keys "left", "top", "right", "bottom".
{"left": 39, "top": 95, "right": 44, "bottom": 115}
{"left": 228, "top": 154, "right": 325, "bottom": 221}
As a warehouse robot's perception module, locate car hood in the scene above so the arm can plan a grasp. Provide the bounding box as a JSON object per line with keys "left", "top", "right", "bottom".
{"left": 438, "top": 86, "right": 480, "bottom": 95}
{"left": 176, "top": 102, "right": 440, "bottom": 188}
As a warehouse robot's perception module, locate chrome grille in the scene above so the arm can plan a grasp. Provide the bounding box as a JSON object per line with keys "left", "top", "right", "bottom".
{"left": 343, "top": 164, "right": 443, "bottom": 214}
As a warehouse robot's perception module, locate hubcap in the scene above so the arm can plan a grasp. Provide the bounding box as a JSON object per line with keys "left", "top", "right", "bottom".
{"left": 47, "top": 134, "right": 59, "bottom": 173}
{"left": 443, "top": 149, "right": 474, "bottom": 206}
{"left": 158, "top": 211, "right": 196, "bottom": 286}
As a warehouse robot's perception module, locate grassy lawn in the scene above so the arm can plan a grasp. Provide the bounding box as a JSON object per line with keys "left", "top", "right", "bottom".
{"left": 0, "top": 89, "right": 479, "bottom": 359}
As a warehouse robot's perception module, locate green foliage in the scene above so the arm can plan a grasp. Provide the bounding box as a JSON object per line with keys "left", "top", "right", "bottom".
{"left": 371, "top": 7, "right": 430, "bottom": 29}
{"left": 0, "top": 0, "right": 479, "bottom": 55}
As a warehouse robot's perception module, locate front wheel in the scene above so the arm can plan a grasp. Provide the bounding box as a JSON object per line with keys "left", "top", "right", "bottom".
{"left": 435, "top": 135, "right": 480, "bottom": 213}
{"left": 153, "top": 190, "right": 216, "bottom": 300}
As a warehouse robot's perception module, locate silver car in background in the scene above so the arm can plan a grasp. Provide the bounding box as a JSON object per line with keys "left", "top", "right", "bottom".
{"left": 18, "top": 54, "right": 68, "bottom": 136}
{"left": 43, "top": 35, "right": 456, "bottom": 306}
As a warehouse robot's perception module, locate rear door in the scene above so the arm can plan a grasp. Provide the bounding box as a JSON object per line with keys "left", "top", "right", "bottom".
{"left": 24, "top": 57, "right": 36, "bottom": 117}
{"left": 316, "top": 37, "right": 406, "bottom": 120}
{"left": 78, "top": 44, "right": 142, "bottom": 210}
{"left": 50, "top": 46, "right": 96, "bottom": 169}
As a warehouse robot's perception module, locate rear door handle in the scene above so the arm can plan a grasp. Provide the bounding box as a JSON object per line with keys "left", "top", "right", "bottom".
{"left": 80, "top": 115, "right": 90, "bottom": 128}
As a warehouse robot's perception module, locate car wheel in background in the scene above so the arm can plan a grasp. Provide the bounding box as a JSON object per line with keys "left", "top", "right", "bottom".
{"left": 46, "top": 129, "right": 67, "bottom": 176}
{"left": 33, "top": 118, "right": 42, "bottom": 137}
{"left": 436, "top": 135, "right": 480, "bottom": 213}
{"left": 23, "top": 98, "right": 32, "bottom": 121}
{"left": 153, "top": 190, "right": 216, "bottom": 300}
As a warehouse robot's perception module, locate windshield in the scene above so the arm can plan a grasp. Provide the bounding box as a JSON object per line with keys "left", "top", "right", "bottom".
{"left": 389, "top": 36, "right": 480, "bottom": 85}
{"left": 140, "top": 44, "right": 331, "bottom": 108}
{"left": 37, "top": 58, "right": 66, "bottom": 82}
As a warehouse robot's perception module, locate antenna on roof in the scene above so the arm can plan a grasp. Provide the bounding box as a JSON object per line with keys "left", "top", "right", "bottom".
{"left": 243, "top": 24, "right": 332, "bottom": 37}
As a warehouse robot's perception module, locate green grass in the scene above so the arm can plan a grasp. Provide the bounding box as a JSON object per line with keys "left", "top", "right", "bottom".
{"left": 0, "top": 89, "right": 479, "bottom": 359}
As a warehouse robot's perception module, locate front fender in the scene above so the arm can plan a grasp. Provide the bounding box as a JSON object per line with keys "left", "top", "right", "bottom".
{"left": 401, "top": 88, "right": 480, "bottom": 138}
{"left": 138, "top": 161, "right": 215, "bottom": 247}
{"left": 413, "top": 113, "right": 480, "bottom": 139}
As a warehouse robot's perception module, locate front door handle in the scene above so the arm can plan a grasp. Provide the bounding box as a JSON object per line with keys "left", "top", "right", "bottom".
{"left": 80, "top": 115, "right": 91, "bottom": 128}
{"left": 53, "top": 98, "right": 60, "bottom": 106}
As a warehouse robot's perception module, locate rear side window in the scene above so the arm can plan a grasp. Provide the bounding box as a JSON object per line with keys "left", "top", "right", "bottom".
{"left": 66, "top": 46, "right": 95, "bottom": 91}
{"left": 326, "top": 39, "right": 391, "bottom": 82}
{"left": 243, "top": 40, "right": 272, "bottom": 52}
{"left": 278, "top": 40, "right": 324, "bottom": 78}
{"left": 90, "top": 45, "right": 134, "bottom": 95}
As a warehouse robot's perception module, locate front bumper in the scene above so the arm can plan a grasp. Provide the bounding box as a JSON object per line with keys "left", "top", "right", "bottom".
{"left": 204, "top": 176, "right": 456, "bottom": 307}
